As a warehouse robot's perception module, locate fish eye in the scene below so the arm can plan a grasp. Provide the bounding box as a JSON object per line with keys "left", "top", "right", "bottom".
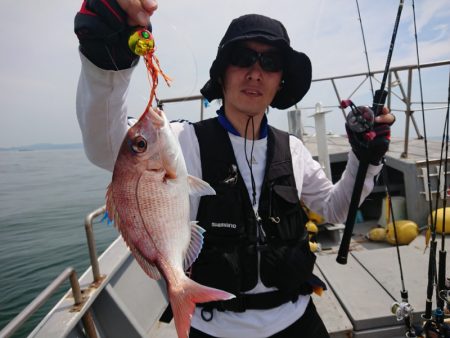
{"left": 131, "top": 136, "right": 147, "bottom": 153}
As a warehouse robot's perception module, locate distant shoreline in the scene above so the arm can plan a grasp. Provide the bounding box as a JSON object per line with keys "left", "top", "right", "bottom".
{"left": 0, "top": 143, "right": 83, "bottom": 152}
{"left": 0, "top": 135, "right": 444, "bottom": 152}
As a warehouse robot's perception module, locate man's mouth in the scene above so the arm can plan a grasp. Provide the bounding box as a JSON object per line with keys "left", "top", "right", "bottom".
{"left": 242, "top": 89, "right": 262, "bottom": 97}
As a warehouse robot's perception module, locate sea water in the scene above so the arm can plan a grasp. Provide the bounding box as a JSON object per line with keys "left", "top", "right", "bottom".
{"left": 0, "top": 148, "right": 117, "bottom": 337}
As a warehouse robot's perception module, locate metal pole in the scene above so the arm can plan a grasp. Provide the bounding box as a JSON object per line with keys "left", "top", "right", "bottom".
{"left": 402, "top": 68, "right": 413, "bottom": 158}
{"left": 331, "top": 79, "right": 346, "bottom": 119}
{"left": 84, "top": 205, "right": 106, "bottom": 283}
{"left": 287, "top": 109, "right": 304, "bottom": 141}
{"left": 70, "top": 270, "right": 99, "bottom": 338}
{"left": 313, "top": 103, "right": 332, "bottom": 180}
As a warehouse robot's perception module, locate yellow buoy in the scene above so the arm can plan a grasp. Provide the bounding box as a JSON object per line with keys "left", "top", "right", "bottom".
{"left": 385, "top": 220, "right": 419, "bottom": 245}
{"left": 367, "top": 227, "right": 387, "bottom": 242}
{"left": 429, "top": 208, "right": 450, "bottom": 234}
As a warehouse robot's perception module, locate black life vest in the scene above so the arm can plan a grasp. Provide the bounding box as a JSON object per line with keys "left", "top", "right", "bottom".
{"left": 191, "top": 117, "right": 318, "bottom": 311}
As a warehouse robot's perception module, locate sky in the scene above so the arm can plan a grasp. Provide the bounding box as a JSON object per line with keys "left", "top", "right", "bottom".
{"left": 0, "top": 0, "right": 449, "bottom": 148}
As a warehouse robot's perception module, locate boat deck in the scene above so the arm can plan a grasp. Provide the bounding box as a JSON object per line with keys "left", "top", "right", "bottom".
{"left": 312, "top": 221, "right": 450, "bottom": 338}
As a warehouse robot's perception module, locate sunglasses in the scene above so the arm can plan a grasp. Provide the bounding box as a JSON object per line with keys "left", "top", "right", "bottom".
{"left": 229, "top": 46, "right": 284, "bottom": 72}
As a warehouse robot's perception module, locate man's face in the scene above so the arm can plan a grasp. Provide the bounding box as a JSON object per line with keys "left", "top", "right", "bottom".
{"left": 222, "top": 40, "right": 283, "bottom": 118}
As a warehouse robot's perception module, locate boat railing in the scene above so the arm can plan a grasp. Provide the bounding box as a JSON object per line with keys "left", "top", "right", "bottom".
{"left": 0, "top": 206, "right": 107, "bottom": 338}
{"left": 0, "top": 268, "right": 91, "bottom": 338}
{"left": 159, "top": 59, "right": 450, "bottom": 159}
{"left": 84, "top": 205, "right": 107, "bottom": 284}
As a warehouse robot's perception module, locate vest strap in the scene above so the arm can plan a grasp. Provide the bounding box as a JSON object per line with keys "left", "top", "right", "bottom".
{"left": 199, "top": 284, "right": 312, "bottom": 313}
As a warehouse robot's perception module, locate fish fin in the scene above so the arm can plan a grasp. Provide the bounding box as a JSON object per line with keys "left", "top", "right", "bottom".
{"left": 129, "top": 245, "right": 162, "bottom": 280}
{"left": 169, "top": 275, "right": 235, "bottom": 338}
{"left": 183, "top": 222, "right": 205, "bottom": 270}
{"left": 187, "top": 175, "right": 216, "bottom": 197}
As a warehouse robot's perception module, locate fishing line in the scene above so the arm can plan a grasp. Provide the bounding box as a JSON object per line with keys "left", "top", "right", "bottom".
{"left": 384, "top": 170, "right": 407, "bottom": 292}
{"left": 412, "top": 0, "right": 433, "bottom": 218}
{"left": 105, "top": 12, "right": 200, "bottom": 114}
{"left": 355, "top": 0, "right": 374, "bottom": 97}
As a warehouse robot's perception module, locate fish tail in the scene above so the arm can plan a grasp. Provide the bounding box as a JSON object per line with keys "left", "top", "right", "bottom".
{"left": 169, "top": 276, "right": 235, "bottom": 338}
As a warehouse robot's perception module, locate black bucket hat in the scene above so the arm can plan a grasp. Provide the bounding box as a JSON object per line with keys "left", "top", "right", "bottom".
{"left": 200, "top": 14, "right": 312, "bottom": 110}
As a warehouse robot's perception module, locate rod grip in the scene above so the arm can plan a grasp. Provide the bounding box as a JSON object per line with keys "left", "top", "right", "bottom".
{"left": 336, "top": 160, "right": 370, "bottom": 265}
{"left": 372, "top": 89, "right": 388, "bottom": 116}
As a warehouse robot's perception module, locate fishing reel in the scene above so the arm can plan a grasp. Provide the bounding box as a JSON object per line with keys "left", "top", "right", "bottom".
{"left": 392, "top": 301, "right": 414, "bottom": 321}
{"left": 340, "top": 90, "right": 388, "bottom": 140}
{"left": 341, "top": 99, "right": 375, "bottom": 134}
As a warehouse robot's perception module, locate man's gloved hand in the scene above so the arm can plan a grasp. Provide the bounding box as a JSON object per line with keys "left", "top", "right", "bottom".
{"left": 346, "top": 106, "right": 395, "bottom": 165}
{"left": 74, "top": 0, "right": 156, "bottom": 70}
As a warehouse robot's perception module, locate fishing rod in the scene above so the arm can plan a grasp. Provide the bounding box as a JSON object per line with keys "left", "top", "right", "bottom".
{"left": 408, "top": 0, "right": 445, "bottom": 332}
{"left": 421, "top": 69, "right": 450, "bottom": 338}
{"left": 348, "top": 2, "right": 416, "bottom": 336}
{"left": 336, "top": 0, "right": 404, "bottom": 265}
{"left": 437, "top": 85, "right": 450, "bottom": 311}
{"left": 410, "top": 0, "right": 450, "bottom": 334}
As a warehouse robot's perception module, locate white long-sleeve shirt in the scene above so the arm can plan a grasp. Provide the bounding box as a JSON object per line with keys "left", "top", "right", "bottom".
{"left": 76, "top": 53, "right": 382, "bottom": 337}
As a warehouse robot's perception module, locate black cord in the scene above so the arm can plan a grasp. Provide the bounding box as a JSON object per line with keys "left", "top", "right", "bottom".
{"left": 244, "top": 116, "right": 257, "bottom": 206}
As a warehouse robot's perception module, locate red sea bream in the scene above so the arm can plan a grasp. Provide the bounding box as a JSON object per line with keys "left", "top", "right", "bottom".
{"left": 106, "top": 107, "right": 234, "bottom": 338}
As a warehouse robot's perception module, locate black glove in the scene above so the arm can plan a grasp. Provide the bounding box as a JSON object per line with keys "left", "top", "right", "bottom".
{"left": 74, "top": 0, "right": 151, "bottom": 70}
{"left": 346, "top": 106, "right": 391, "bottom": 165}
{"left": 262, "top": 239, "right": 316, "bottom": 294}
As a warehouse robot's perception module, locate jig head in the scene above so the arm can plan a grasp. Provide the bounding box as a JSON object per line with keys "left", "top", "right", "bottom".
{"left": 128, "top": 28, "right": 155, "bottom": 56}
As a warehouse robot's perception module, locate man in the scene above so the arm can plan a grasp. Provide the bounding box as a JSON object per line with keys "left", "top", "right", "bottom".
{"left": 75, "top": 1, "right": 394, "bottom": 337}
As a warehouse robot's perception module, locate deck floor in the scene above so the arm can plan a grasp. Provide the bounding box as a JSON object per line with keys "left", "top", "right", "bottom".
{"left": 313, "top": 219, "right": 450, "bottom": 338}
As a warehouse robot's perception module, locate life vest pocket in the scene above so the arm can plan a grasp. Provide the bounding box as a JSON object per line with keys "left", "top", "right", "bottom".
{"left": 260, "top": 238, "right": 316, "bottom": 292}
{"left": 268, "top": 184, "right": 306, "bottom": 241}
{"left": 191, "top": 245, "right": 242, "bottom": 294}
